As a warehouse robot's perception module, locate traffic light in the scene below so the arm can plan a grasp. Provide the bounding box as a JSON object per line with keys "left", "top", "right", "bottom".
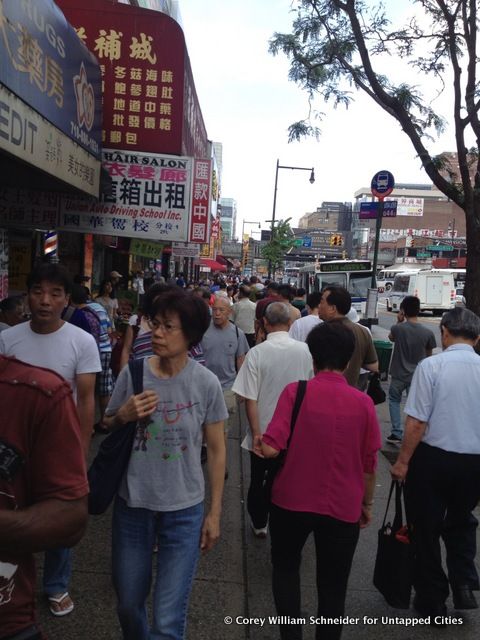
{"left": 337, "top": 235, "right": 343, "bottom": 246}
{"left": 329, "top": 235, "right": 336, "bottom": 246}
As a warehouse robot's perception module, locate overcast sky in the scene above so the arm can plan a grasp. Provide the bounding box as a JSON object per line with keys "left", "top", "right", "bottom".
{"left": 179, "top": 0, "right": 454, "bottom": 236}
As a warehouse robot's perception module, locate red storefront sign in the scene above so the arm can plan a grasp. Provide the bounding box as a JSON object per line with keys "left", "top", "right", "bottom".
{"left": 189, "top": 159, "right": 212, "bottom": 244}
{"left": 211, "top": 218, "right": 220, "bottom": 240}
{"left": 57, "top": 0, "right": 208, "bottom": 157}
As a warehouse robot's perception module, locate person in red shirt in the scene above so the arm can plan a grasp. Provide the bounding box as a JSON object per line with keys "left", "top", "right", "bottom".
{"left": 0, "top": 356, "right": 88, "bottom": 640}
{"left": 258, "top": 321, "right": 381, "bottom": 640}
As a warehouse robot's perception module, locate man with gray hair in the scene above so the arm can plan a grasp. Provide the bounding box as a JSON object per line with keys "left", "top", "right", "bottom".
{"left": 392, "top": 307, "right": 480, "bottom": 622}
{"left": 233, "top": 302, "right": 313, "bottom": 538}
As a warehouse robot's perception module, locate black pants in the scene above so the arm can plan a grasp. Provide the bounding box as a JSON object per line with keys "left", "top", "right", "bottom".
{"left": 270, "top": 504, "right": 359, "bottom": 640}
{"left": 247, "top": 453, "right": 277, "bottom": 529}
{"left": 405, "top": 442, "right": 480, "bottom": 606}
{"left": 245, "top": 333, "right": 256, "bottom": 349}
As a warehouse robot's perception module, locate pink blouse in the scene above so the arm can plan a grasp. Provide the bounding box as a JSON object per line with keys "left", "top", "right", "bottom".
{"left": 262, "top": 371, "right": 381, "bottom": 523}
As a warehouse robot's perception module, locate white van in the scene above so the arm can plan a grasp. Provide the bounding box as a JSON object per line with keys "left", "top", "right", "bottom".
{"left": 386, "top": 270, "right": 456, "bottom": 315}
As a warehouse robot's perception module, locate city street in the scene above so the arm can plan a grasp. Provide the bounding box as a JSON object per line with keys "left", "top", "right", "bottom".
{"left": 36, "top": 351, "right": 480, "bottom": 640}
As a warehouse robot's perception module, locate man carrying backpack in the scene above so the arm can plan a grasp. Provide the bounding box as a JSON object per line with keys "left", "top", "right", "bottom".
{"left": 69, "top": 285, "right": 114, "bottom": 435}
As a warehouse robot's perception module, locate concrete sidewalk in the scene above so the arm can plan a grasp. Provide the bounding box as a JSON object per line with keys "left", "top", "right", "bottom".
{"left": 37, "top": 382, "right": 480, "bottom": 640}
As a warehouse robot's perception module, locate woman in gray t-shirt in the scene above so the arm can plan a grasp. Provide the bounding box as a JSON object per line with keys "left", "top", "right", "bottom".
{"left": 104, "top": 289, "right": 228, "bottom": 640}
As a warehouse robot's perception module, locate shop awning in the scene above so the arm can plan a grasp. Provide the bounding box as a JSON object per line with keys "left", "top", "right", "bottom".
{"left": 200, "top": 258, "right": 226, "bottom": 272}
{"left": 215, "top": 254, "right": 231, "bottom": 266}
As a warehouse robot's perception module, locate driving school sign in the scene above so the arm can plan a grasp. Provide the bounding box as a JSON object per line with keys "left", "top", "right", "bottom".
{"left": 58, "top": 150, "right": 212, "bottom": 242}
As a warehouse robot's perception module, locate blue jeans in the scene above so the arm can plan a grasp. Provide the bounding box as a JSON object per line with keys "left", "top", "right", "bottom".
{"left": 388, "top": 377, "right": 410, "bottom": 438}
{"left": 112, "top": 496, "right": 204, "bottom": 640}
{"left": 43, "top": 547, "right": 72, "bottom": 596}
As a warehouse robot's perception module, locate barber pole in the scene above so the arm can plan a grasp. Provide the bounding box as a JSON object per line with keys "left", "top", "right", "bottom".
{"left": 44, "top": 231, "right": 59, "bottom": 262}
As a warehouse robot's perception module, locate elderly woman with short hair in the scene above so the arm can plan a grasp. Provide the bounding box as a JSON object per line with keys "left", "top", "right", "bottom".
{"left": 103, "top": 288, "right": 228, "bottom": 640}
{"left": 258, "top": 321, "right": 382, "bottom": 640}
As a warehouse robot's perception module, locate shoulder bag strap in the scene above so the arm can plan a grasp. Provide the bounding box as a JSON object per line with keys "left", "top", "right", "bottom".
{"left": 393, "top": 480, "right": 406, "bottom": 530}
{"left": 381, "top": 480, "right": 396, "bottom": 528}
{"left": 63, "top": 305, "right": 75, "bottom": 322}
{"left": 128, "top": 358, "right": 144, "bottom": 395}
{"left": 286, "top": 379, "right": 307, "bottom": 448}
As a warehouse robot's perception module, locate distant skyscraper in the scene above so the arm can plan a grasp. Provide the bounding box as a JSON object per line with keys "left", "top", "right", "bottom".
{"left": 219, "top": 197, "right": 237, "bottom": 240}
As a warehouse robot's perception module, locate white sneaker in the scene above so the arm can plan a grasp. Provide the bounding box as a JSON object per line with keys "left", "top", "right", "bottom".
{"left": 250, "top": 521, "right": 268, "bottom": 538}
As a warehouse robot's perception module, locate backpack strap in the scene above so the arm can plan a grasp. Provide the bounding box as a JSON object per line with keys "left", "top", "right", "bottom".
{"left": 63, "top": 305, "right": 75, "bottom": 322}
{"left": 287, "top": 379, "right": 307, "bottom": 447}
{"left": 128, "top": 358, "right": 144, "bottom": 395}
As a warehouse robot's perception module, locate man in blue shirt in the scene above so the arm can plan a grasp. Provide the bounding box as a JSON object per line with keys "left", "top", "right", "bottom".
{"left": 391, "top": 307, "right": 480, "bottom": 622}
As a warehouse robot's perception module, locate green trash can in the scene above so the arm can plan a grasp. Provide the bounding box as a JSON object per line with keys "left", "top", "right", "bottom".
{"left": 373, "top": 340, "right": 393, "bottom": 381}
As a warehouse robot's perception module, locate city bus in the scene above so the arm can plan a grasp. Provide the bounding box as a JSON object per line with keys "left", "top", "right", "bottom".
{"left": 298, "top": 259, "right": 374, "bottom": 316}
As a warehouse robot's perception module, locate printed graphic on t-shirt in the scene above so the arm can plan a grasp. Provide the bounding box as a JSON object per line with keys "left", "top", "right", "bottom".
{"left": 0, "top": 561, "right": 18, "bottom": 606}
{"left": 132, "top": 400, "right": 200, "bottom": 460}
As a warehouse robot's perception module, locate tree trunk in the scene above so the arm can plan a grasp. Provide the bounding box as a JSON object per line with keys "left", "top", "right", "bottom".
{"left": 464, "top": 201, "right": 480, "bottom": 316}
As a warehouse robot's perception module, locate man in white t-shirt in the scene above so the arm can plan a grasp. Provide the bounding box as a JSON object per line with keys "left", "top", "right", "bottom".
{"left": 232, "top": 302, "right": 313, "bottom": 538}
{"left": 0, "top": 263, "right": 100, "bottom": 617}
{"left": 288, "top": 291, "right": 323, "bottom": 342}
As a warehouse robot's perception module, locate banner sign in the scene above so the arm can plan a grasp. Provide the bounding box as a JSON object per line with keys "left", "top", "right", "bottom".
{"left": 188, "top": 158, "right": 212, "bottom": 243}
{"left": 130, "top": 238, "right": 163, "bottom": 259}
{"left": 171, "top": 242, "right": 200, "bottom": 258}
{"left": 57, "top": 0, "right": 208, "bottom": 158}
{"left": 58, "top": 149, "right": 193, "bottom": 241}
{"left": 388, "top": 196, "right": 423, "bottom": 217}
{"left": 0, "top": 85, "right": 100, "bottom": 196}
{"left": 211, "top": 218, "right": 220, "bottom": 240}
{"left": 0, "top": 188, "right": 58, "bottom": 229}
{"left": 0, "top": 0, "right": 102, "bottom": 158}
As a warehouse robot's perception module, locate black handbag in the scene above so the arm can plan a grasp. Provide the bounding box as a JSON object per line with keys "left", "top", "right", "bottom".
{"left": 88, "top": 358, "right": 144, "bottom": 515}
{"left": 367, "top": 372, "right": 386, "bottom": 405}
{"left": 264, "top": 380, "right": 307, "bottom": 498}
{"left": 373, "top": 480, "right": 413, "bottom": 608}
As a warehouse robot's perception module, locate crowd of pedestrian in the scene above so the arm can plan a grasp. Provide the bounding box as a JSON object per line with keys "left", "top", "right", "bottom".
{"left": 1, "top": 266, "right": 480, "bottom": 640}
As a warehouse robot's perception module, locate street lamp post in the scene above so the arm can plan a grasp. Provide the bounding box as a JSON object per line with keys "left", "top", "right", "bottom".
{"left": 269, "top": 158, "right": 315, "bottom": 279}
{"left": 241, "top": 220, "right": 260, "bottom": 274}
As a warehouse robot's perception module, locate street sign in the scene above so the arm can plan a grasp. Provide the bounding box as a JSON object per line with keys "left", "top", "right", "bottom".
{"left": 416, "top": 252, "right": 431, "bottom": 258}
{"left": 302, "top": 237, "right": 312, "bottom": 248}
{"left": 371, "top": 170, "right": 395, "bottom": 199}
{"left": 426, "top": 244, "right": 453, "bottom": 252}
{"left": 294, "top": 238, "right": 303, "bottom": 247}
{"left": 359, "top": 200, "right": 397, "bottom": 219}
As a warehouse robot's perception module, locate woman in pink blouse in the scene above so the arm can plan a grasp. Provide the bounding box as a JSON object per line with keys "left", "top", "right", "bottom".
{"left": 258, "top": 321, "right": 381, "bottom": 640}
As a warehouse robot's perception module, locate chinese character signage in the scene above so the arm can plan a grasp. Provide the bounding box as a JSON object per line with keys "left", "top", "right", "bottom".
{"left": 171, "top": 242, "right": 200, "bottom": 258}
{"left": 211, "top": 218, "right": 220, "bottom": 240}
{"left": 57, "top": 0, "right": 208, "bottom": 158}
{"left": 0, "top": 84, "right": 100, "bottom": 196}
{"left": 386, "top": 196, "right": 424, "bottom": 217}
{"left": 189, "top": 159, "right": 212, "bottom": 244}
{"left": 58, "top": 149, "right": 194, "bottom": 241}
{"left": 0, "top": 187, "right": 58, "bottom": 230}
{"left": 0, "top": 0, "right": 102, "bottom": 159}
{"left": 130, "top": 238, "right": 163, "bottom": 259}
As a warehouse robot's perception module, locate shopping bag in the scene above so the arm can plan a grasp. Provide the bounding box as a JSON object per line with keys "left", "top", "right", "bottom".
{"left": 367, "top": 372, "right": 386, "bottom": 405}
{"left": 373, "top": 480, "right": 413, "bottom": 608}
{"left": 88, "top": 358, "right": 143, "bottom": 515}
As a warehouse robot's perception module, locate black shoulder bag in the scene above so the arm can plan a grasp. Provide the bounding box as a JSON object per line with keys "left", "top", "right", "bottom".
{"left": 373, "top": 480, "right": 413, "bottom": 608}
{"left": 367, "top": 372, "right": 386, "bottom": 405}
{"left": 88, "top": 358, "right": 144, "bottom": 515}
{"left": 265, "top": 379, "right": 307, "bottom": 501}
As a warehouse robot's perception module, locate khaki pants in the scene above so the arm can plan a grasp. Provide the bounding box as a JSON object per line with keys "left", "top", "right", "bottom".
{"left": 223, "top": 389, "right": 237, "bottom": 433}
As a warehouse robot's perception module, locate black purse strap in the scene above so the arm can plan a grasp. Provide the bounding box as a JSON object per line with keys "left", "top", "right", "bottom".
{"left": 128, "top": 358, "right": 144, "bottom": 395}
{"left": 381, "top": 480, "right": 405, "bottom": 529}
{"left": 286, "top": 380, "right": 307, "bottom": 448}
